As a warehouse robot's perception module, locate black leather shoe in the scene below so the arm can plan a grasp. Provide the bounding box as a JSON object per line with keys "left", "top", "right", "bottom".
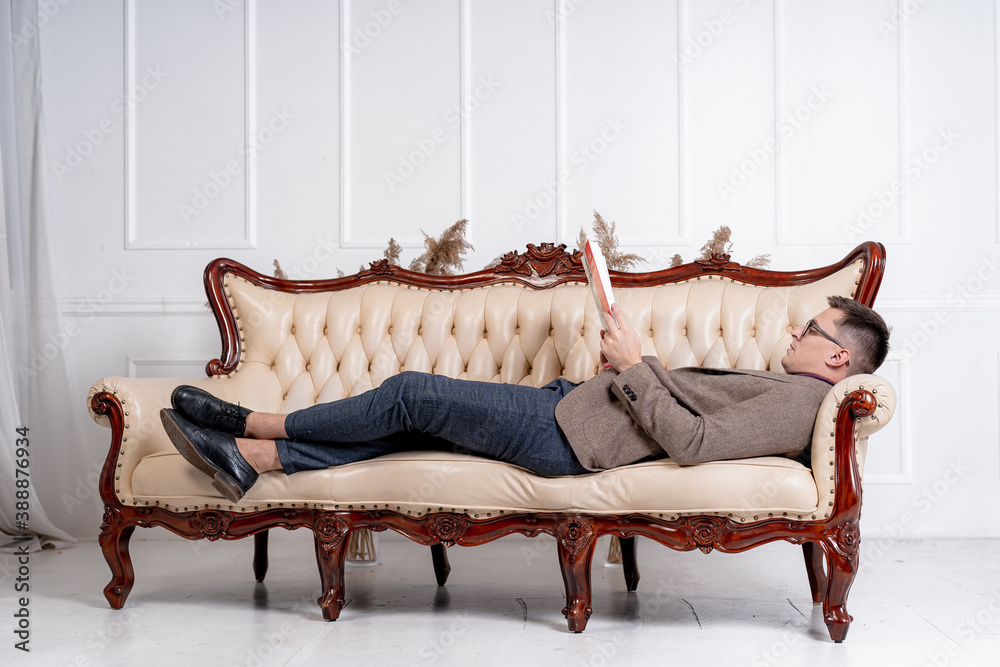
{"left": 171, "top": 385, "right": 251, "bottom": 436}
{"left": 160, "top": 408, "right": 258, "bottom": 503}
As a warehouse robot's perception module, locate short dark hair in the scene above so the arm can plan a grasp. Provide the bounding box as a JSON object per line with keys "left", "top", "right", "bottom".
{"left": 827, "top": 295, "right": 891, "bottom": 375}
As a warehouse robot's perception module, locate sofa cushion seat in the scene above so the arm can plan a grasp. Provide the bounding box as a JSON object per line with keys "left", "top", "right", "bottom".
{"left": 130, "top": 450, "right": 819, "bottom": 518}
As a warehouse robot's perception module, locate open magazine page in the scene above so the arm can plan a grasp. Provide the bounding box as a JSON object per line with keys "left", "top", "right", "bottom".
{"left": 582, "top": 239, "right": 619, "bottom": 330}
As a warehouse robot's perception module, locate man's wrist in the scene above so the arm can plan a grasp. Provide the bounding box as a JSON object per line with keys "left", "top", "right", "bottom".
{"left": 619, "top": 358, "right": 643, "bottom": 372}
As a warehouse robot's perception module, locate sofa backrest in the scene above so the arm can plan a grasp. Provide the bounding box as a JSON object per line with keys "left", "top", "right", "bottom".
{"left": 210, "top": 243, "right": 884, "bottom": 415}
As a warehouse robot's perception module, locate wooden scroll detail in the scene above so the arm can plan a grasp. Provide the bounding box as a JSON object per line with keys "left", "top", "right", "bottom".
{"left": 495, "top": 243, "right": 584, "bottom": 278}
{"left": 315, "top": 516, "right": 351, "bottom": 552}
{"left": 829, "top": 521, "right": 861, "bottom": 570}
{"left": 556, "top": 517, "right": 597, "bottom": 565}
{"left": 191, "top": 511, "right": 232, "bottom": 541}
{"left": 695, "top": 253, "right": 741, "bottom": 273}
{"left": 682, "top": 517, "right": 730, "bottom": 554}
{"left": 426, "top": 514, "right": 471, "bottom": 546}
{"left": 357, "top": 259, "right": 397, "bottom": 279}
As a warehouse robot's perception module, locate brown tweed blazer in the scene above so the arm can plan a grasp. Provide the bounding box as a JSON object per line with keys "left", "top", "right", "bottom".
{"left": 554, "top": 356, "right": 833, "bottom": 471}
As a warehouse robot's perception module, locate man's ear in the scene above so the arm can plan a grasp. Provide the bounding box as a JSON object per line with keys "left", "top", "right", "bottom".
{"left": 828, "top": 348, "right": 851, "bottom": 369}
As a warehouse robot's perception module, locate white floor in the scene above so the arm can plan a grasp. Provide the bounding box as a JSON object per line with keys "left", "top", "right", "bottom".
{"left": 2, "top": 532, "right": 998, "bottom": 666}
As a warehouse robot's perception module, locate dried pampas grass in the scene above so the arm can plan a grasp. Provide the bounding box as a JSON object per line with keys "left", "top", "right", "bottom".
{"left": 346, "top": 528, "right": 378, "bottom": 564}
{"left": 607, "top": 536, "right": 623, "bottom": 565}
{"left": 588, "top": 211, "right": 646, "bottom": 271}
{"left": 384, "top": 237, "right": 403, "bottom": 265}
{"left": 673, "top": 225, "right": 771, "bottom": 269}
{"left": 409, "top": 219, "right": 474, "bottom": 275}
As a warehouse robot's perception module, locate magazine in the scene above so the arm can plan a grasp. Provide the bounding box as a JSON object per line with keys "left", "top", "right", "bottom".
{"left": 581, "top": 238, "right": 619, "bottom": 330}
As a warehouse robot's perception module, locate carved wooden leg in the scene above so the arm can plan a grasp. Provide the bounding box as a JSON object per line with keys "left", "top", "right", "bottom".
{"left": 822, "top": 553, "right": 856, "bottom": 642}
{"left": 802, "top": 541, "right": 827, "bottom": 605}
{"left": 619, "top": 536, "right": 640, "bottom": 592}
{"left": 253, "top": 531, "right": 269, "bottom": 583}
{"left": 430, "top": 543, "right": 451, "bottom": 586}
{"left": 98, "top": 509, "right": 136, "bottom": 610}
{"left": 822, "top": 524, "right": 860, "bottom": 643}
{"left": 313, "top": 518, "right": 351, "bottom": 621}
{"left": 556, "top": 519, "right": 597, "bottom": 633}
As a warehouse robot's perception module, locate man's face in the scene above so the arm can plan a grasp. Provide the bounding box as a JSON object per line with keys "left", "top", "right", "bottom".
{"left": 781, "top": 308, "right": 848, "bottom": 375}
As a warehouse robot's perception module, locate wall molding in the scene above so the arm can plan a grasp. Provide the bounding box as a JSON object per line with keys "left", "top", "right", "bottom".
{"left": 876, "top": 293, "right": 1000, "bottom": 312}
{"left": 864, "top": 356, "right": 912, "bottom": 485}
{"left": 60, "top": 298, "right": 209, "bottom": 316}
{"left": 127, "top": 356, "right": 212, "bottom": 378}
{"left": 556, "top": 0, "right": 685, "bottom": 247}
{"left": 554, "top": 0, "right": 563, "bottom": 244}
{"left": 459, "top": 0, "right": 472, "bottom": 226}
{"left": 340, "top": 1, "right": 472, "bottom": 250}
{"left": 775, "top": 0, "right": 911, "bottom": 246}
{"left": 675, "top": 0, "right": 687, "bottom": 248}
{"left": 124, "top": 0, "right": 257, "bottom": 250}
{"left": 56, "top": 292, "right": 1000, "bottom": 317}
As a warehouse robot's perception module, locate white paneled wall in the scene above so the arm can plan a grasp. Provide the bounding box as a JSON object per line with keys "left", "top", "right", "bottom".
{"left": 126, "top": 0, "right": 251, "bottom": 248}
{"left": 777, "top": 0, "right": 903, "bottom": 244}
{"left": 560, "top": 0, "right": 681, "bottom": 245}
{"left": 39, "top": 0, "right": 999, "bottom": 538}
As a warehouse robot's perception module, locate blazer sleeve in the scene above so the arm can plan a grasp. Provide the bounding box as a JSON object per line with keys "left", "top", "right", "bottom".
{"left": 609, "top": 361, "right": 819, "bottom": 465}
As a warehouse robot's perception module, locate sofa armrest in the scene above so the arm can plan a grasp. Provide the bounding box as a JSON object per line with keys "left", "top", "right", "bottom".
{"left": 808, "top": 373, "right": 896, "bottom": 520}
{"left": 88, "top": 376, "right": 220, "bottom": 506}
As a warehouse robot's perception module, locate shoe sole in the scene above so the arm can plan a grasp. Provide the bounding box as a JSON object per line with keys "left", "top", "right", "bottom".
{"left": 160, "top": 409, "right": 247, "bottom": 503}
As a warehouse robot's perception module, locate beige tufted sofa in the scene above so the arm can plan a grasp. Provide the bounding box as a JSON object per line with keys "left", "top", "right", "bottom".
{"left": 88, "top": 241, "right": 894, "bottom": 642}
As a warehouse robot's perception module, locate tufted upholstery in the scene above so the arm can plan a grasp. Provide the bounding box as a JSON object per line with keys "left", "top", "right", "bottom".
{"left": 88, "top": 254, "right": 895, "bottom": 523}
{"left": 219, "top": 259, "right": 863, "bottom": 402}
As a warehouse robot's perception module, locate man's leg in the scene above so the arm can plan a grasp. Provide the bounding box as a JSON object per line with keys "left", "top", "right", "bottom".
{"left": 246, "top": 372, "right": 588, "bottom": 476}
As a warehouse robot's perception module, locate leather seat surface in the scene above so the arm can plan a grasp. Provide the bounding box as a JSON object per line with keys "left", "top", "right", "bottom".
{"left": 130, "top": 450, "right": 820, "bottom": 520}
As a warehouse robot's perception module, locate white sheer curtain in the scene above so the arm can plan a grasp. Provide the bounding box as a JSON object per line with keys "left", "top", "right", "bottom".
{"left": 1, "top": 0, "right": 78, "bottom": 550}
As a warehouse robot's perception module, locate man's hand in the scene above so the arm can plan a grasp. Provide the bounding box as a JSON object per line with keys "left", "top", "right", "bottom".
{"left": 599, "top": 303, "right": 643, "bottom": 372}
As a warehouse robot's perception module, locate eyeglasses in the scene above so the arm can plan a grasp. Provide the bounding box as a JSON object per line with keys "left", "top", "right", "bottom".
{"left": 802, "top": 319, "right": 850, "bottom": 366}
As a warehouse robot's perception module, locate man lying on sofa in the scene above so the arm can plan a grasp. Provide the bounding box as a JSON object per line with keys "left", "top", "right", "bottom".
{"left": 160, "top": 295, "right": 890, "bottom": 503}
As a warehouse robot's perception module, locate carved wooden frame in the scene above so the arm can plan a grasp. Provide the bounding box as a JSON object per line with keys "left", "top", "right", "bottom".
{"left": 92, "top": 241, "right": 886, "bottom": 642}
